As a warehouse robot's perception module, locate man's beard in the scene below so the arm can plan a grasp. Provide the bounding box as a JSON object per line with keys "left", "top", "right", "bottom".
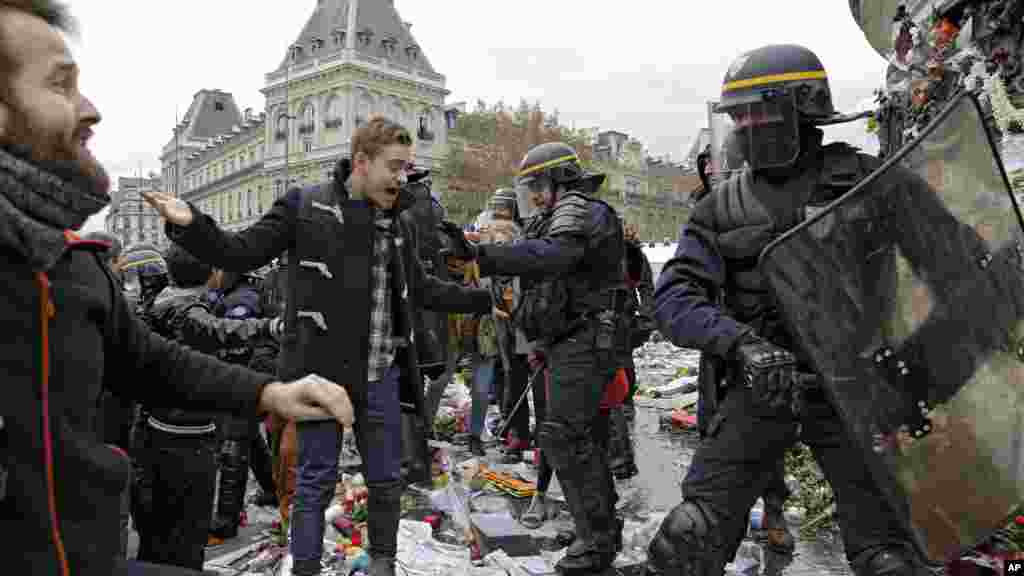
{"left": 0, "top": 103, "right": 111, "bottom": 197}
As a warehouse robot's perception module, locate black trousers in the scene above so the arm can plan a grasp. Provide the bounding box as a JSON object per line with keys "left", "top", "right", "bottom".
{"left": 682, "top": 386, "right": 914, "bottom": 565}
{"left": 540, "top": 327, "right": 619, "bottom": 550}
{"left": 132, "top": 426, "right": 218, "bottom": 571}
{"left": 502, "top": 353, "right": 532, "bottom": 445}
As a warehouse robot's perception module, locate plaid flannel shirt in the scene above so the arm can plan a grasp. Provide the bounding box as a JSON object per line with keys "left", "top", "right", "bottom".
{"left": 367, "top": 215, "right": 398, "bottom": 383}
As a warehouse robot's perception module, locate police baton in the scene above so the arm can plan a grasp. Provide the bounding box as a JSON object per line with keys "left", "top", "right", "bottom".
{"left": 497, "top": 366, "right": 544, "bottom": 441}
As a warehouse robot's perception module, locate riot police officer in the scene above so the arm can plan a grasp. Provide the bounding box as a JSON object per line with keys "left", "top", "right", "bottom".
{"left": 443, "top": 142, "right": 626, "bottom": 575}
{"left": 132, "top": 245, "right": 281, "bottom": 570}
{"left": 119, "top": 243, "right": 170, "bottom": 314}
{"left": 208, "top": 269, "right": 281, "bottom": 541}
{"left": 646, "top": 44, "right": 929, "bottom": 576}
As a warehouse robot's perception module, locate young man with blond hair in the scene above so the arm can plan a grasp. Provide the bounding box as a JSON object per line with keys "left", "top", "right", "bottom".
{"left": 146, "top": 116, "right": 491, "bottom": 576}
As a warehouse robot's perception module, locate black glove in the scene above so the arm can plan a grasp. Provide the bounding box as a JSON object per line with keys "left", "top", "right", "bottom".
{"left": 732, "top": 333, "right": 797, "bottom": 411}
{"left": 438, "top": 220, "right": 478, "bottom": 261}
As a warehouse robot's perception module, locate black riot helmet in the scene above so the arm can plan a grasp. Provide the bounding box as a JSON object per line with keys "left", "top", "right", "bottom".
{"left": 120, "top": 243, "right": 169, "bottom": 309}
{"left": 713, "top": 44, "right": 835, "bottom": 174}
{"left": 514, "top": 142, "right": 605, "bottom": 219}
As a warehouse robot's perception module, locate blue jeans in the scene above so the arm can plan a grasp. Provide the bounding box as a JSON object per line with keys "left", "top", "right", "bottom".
{"left": 291, "top": 364, "right": 402, "bottom": 573}
{"left": 470, "top": 357, "right": 496, "bottom": 436}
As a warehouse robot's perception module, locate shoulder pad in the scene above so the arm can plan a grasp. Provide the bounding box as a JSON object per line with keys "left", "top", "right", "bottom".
{"left": 819, "top": 143, "right": 878, "bottom": 193}
{"left": 548, "top": 193, "right": 591, "bottom": 238}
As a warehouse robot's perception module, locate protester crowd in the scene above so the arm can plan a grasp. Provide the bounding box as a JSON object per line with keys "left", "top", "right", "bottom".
{"left": 3, "top": 2, "right": 999, "bottom": 576}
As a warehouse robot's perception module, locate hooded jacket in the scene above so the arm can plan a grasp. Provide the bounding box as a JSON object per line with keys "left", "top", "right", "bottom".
{"left": 165, "top": 171, "right": 491, "bottom": 436}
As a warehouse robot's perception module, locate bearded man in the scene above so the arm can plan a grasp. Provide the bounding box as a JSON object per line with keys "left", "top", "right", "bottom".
{"left": 0, "top": 3, "right": 355, "bottom": 575}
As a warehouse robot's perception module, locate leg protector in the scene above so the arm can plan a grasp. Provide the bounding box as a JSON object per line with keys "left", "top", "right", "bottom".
{"left": 538, "top": 420, "right": 616, "bottom": 573}
{"left": 645, "top": 500, "right": 725, "bottom": 576}
{"left": 607, "top": 406, "right": 638, "bottom": 480}
{"left": 211, "top": 438, "right": 248, "bottom": 538}
{"left": 851, "top": 545, "right": 928, "bottom": 576}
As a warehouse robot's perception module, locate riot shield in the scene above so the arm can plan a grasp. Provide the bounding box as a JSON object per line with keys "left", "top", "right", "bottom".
{"left": 759, "top": 92, "right": 1024, "bottom": 562}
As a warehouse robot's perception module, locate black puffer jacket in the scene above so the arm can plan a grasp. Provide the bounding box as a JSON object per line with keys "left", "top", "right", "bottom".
{"left": 142, "top": 285, "right": 272, "bottom": 432}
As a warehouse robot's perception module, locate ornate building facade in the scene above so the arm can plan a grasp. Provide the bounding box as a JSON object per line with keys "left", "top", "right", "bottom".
{"left": 139, "top": 0, "right": 455, "bottom": 237}
{"left": 105, "top": 176, "right": 166, "bottom": 248}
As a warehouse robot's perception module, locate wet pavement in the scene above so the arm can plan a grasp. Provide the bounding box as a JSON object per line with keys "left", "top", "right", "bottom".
{"left": 126, "top": 340, "right": 855, "bottom": 575}
{"left": 622, "top": 340, "right": 852, "bottom": 576}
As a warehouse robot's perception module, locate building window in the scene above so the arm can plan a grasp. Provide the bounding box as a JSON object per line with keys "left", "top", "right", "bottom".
{"left": 406, "top": 44, "right": 419, "bottom": 61}
{"left": 357, "top": 29, "right": 373, "bottom": 48}
{"left": 248, "top": 189, "right": 255, "bottom": 217}
{"left": 418, "top": 111, "right": 435, "bottom": 141}
{"left": 303, "top": 139, "right": 313, "bottom": 153}
{"left": 274, "top": 180, "right": 283, "bottom": 199}
{"left": 325, "top": 97, "right": 342, "bottom": 130}
{"left": 299, "top": 103, "right": 315, "bottom": 135}
{"left": 381, "top": 37, "right": 397, "bottom": 57}
{"left": 276, "top": 114, "right": 288, "bottom": 141}
{"left": 215, "top": 101, "right": 225, "bottom": 112}
{"left": 311, "top": 37, "right": 324, "bottom": 53}
{"left": 290, "top": 45, "right": 303, "bottom": 62}
{"left": 332, "top": 29, "right": 346, "bottom": 46}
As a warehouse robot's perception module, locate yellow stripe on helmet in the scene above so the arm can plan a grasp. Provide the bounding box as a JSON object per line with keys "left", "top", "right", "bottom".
{"left": 723, "top": 70, "right": 827, "bottom": 92}
{"left": 121, "top": 257, "right": 164, "bottom": 269}
{"left": 517, "top": 154, "right": 579, "bottom": 178}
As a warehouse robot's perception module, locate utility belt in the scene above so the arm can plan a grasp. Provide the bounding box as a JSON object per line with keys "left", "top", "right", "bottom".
{"left": 547, "top": 309, "right": 620, "bottom": 350}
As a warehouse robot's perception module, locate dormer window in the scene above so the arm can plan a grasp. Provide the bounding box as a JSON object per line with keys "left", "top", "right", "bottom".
{"left": 381, "top": 37, "right": 397, "bottom": 57}
{"left": 357, "top": 28, "right": 373, "bottom": 47}
{"left": 332, "top": 29, "right": 346, "bottom": 46}
{"left": 405, "top": 44, "right": 419, "bottom": 61}
{"left": 290, "top": 44, "right": 303, "bottom": 61}
{"left": 311, "top": 37, "right": 324, "bottom": 53}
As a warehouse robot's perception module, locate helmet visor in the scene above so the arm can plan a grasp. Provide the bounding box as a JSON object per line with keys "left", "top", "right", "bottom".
{"left": 515, "top": 174, "right": 550, "bottom": 220}
{"left": 712, "top": 91, "right": 800, "bottom": 173}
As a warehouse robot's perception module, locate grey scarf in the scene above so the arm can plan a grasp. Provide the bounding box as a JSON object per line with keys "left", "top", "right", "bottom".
{"left": 0, "top": 146, "right": 109, "bottom": 271}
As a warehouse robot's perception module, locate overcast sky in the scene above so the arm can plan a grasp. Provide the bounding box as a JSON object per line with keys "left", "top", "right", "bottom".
{"left": 78, "top": 0, "right": 886, "bottom": 233}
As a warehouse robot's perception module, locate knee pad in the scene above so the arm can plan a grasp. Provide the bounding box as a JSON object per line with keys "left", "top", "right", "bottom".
{"left": 647, "top": 500, "right": 723, "bottom": 576}
{"left": 852, "top": 546, "right": 926, "bottom": 576}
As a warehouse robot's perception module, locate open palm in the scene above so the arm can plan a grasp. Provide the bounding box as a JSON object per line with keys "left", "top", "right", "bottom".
{"left": 142, "top": 191, "right": 193, "bottom": 226}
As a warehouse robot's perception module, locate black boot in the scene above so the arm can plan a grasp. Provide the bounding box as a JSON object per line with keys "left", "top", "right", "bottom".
{"left": 367, "top": 481, "right": 404, "bottom": 576}
{"left": 211, "top": 438, "right": 248, "bottom": 539}
{"left": 553, "top": 447, "right": 616, "bottom": 573}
